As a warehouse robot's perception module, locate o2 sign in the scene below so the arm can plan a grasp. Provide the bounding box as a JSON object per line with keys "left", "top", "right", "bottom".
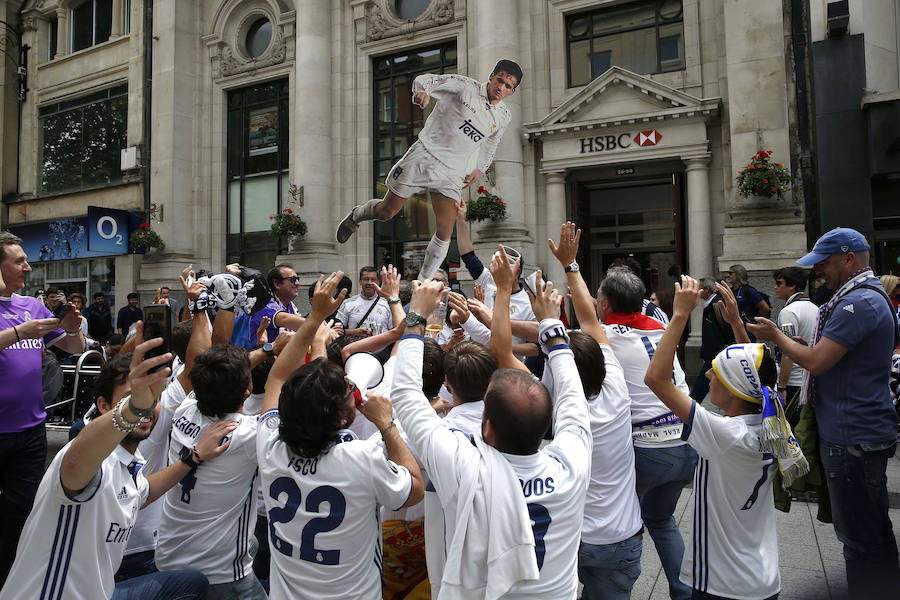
{"left": 87, "top": 206, "right": 131, "bottom": 255}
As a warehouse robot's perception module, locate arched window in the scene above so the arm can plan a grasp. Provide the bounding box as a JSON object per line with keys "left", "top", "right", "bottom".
{"left": 245, "top": 18, "right": 272, "bottom": 58}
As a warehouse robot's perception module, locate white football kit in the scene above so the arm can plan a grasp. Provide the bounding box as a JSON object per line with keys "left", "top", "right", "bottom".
{"left": 336, "top": 294, "right": 393, "bottom": 334}
{"left": 776, "top": 294, "right": 818, "bottom": 391}
{"left": 257, "top": 413, "right": 413, "bottom": 600}
{"left": 155, "top": 397, "right": 259, "bottom": 585}
{"left": 680, "top": 402, "right": 780, "bottom": 599}
{"left": 602, "top": 318, "right": 690, "bottom": 447}
{"left": 0, "top": 443, "right": 148, "bottom": 600}
{"left": 392, "top": 334, "right": 591, "bottom": 598}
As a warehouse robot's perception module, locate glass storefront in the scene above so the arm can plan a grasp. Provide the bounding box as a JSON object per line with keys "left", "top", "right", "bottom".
{"left": 20, "top": 257, "right": 116, "bottom": 306}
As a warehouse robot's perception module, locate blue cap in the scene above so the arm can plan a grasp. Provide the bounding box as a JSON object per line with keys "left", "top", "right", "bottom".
{"left": 797, "top": 227, "right": 870, "bottom": 266}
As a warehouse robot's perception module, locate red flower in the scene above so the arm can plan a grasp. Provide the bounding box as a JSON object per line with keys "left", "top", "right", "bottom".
{"left": 771, "top": 187, "right": 777, "bottom": 192}
{"left": 478, "top": 186, "right": 487, "bottom": 194}
{"left": 499, "top": 200, "right": 505, "bottom": 205}
{"left": 285, "top": 208, "right": 293, "bottom": 214}
{"left": 762, "top": 179, "right": 768, "bottom": 183}
{"left": 139, "top": 222, "right": 149, "bottom": 229}
{"left": 269, "top": 216, "right": 274, "bottom": 220}
{"left": 755, "top": 189, "right": 762, "bottom": 194}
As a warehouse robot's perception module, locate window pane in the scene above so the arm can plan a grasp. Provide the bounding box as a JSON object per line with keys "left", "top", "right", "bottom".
{"left": 95, "top": 0, "right": 113, "bottom": 44}
{"left": 227, "top": 110, "right": 242, "bottom": 178}
{"left": 592, "top": 3, "right": 655, "bottom": 36}
{"left": 228, "top": 181, "right": 241, "bottom": 234}
{"left": 659, "top": 22, "right": 685, "bottom": 71}
{"left": 81, "top": 94, "right": 126, "bottom": 188}
{"left": 568, "top": 39, "right": 591, "bottom": 86}
{"left": 71, "top": 0, "right": 94, "bottom": 52}
{"left": 243, "top": 176, "right": 278, "bottom": 232}
{"left": 49, "top": 18, "right": 58, "bottom": 60}
{"left": 597, "top": 27, "right": 657, "bottom": 75}
{"left": 568, "top": 16, "right": 590, "bottom": 37}
{"left": 245, "top": 105, "right": 279, "bottom": 174}
{"left": 40, "top": 111, "right": 84, "bottom": 193}
{"left": 246, "top": 19, "right": 272, "bottom": 58}
{"left": 395, "top": 0, "right": 430, "bottom": 20}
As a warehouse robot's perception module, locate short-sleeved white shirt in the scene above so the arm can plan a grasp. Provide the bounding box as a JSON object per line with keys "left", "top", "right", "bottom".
{"left": 257, "top": 410, "right": 413, "bottom": 600}
{"left": 155, "top": 398, "right": 259, "bottom": 584}
{"left": 0, "top": 443, "right": 149, "bottom": 600}
{"left": 776, "top": 295, "right": 818, "bottom": 388}
{"left": 336, "top": 294, "right": 393, "bottom": 333}
{"left": 679, "top": 402, "right": 780, "bottom": 599}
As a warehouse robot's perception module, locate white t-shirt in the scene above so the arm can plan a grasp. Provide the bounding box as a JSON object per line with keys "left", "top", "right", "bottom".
{"left": 336, "top": 294, "right": 394, "bottom": 334}
{"left": 392, "top": 336, "right": 591, "bottom": 598}
{"left": 155, "top": 398, "right": 259, "bottom": 585}
{"left": 776, "top": 295, "right": 818, "bottom": 389}
{"left": 257, "top": 412, "right": 413, "bottom": 600}
{"left": 411, "top": 73, "right": 511, "bottom": 176}
{"left": 602, "top": 318, "right": 690, "bottom": 448}
{"left": 0, "top": 443, "right": 149, "bottom": 600}
{"left": 680, "top": 402, "right": 780, "bottom": 599}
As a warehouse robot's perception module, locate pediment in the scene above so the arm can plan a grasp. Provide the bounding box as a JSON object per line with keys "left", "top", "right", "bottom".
{"left": 526, "top": 67, "right": 719, "bottom": 136}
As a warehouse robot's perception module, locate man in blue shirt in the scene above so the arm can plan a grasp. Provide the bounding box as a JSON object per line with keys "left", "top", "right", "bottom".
{"left": 749, "top": 227, "right": 900, "bottom": 599}
{"left": 117, "top": 292, "right": 143, "bottom": 335}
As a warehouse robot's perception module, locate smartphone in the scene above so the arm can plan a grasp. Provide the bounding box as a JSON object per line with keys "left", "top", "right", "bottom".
{"left": 780, "top": 322, "right": 796, "bottom": 337}
{"left": 57, "top": 303, "right": 73, "bottom": 320}
{"left": 740, "top": 312, "right": 754, "bottom": 325}
{"left": 142, "top": 304, "right": 172, "bottom": 373}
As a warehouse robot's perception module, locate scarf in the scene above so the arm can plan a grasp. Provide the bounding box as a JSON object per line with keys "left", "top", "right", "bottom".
{"left": 807, "top": 267, "right": 874, "bottom": 405}
{"left": 712, "top": 343, "right": 809, "bottom": 488}
{"left": 603, "top": 311, "right": 666, "bottom": 331}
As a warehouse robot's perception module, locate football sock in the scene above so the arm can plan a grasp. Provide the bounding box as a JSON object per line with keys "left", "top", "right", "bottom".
{"left": 417, "top": 233, "right": 450, "bottom": 281}
{"left": 353, "top": 198, "right": 383, "bottom": 223}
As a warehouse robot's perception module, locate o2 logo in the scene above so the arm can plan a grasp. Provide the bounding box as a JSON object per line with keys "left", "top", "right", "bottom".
{"left": 96, "top": 216, "right": 124, "bottom": 246}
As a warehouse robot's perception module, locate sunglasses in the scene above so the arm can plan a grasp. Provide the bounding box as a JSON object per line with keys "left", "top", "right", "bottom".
{"left": 278, "top": 275, "right": 300, "bottom": 284}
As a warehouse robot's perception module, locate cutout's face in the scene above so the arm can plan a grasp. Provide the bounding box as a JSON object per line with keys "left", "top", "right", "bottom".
{"left": 485, "top": 71, "right": 518, "bottom": 104}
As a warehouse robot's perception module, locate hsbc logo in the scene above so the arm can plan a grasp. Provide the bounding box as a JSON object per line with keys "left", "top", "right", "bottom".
{"left": 634, "top": 130, "right": 662, "bottom": 146}
{"left": 579, "top": 130, "right": 663, "bottom": 153}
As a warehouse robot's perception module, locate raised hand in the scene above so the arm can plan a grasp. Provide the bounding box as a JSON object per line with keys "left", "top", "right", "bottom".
{"left": 410, "top": 279, "right": 447, "bottom": 317}
{"left": 448, "top": 292, "right": 470, "bottom": 325}
{"left": 271, "top": 329, "right": 293, "bottom": 357}
{"left": 548, "top": 221, "right": 581, "bottom": 267}
{"left": 714, "top": 281, "right": 742, "bottom": 326}
{"left": 530, "top": 272, "right": 561, "bottom": 322}
{"left": 673, "top": 275, "right": 702, "bottom": 319}
{"left": 58, "top": 304, "right": 82, "bottom": 334}
{"left": 310, "top": 272, "right": 348, "bottom": 321}
{"left": 254, "top": 316, "right": 271, "bottom": 346}
{"left": 374, "top": 264, "right": 400, "bottom": 299}
{"left": 128, "top": 322, "right": 172, "bottom": 411}
{"left": 473, "top": 284, "right": 485, "bottom": 304}
{"left": 489, "top": 245, "right": 518, "bottom": 293}
{"left": 467, "top": 297, "right": 492, "bottom": 327}
{"left": 357, "top": 393, "right": 394, "bottom": 432}
{"left": 746, "top": 317, "right": 781, "bottom": 341}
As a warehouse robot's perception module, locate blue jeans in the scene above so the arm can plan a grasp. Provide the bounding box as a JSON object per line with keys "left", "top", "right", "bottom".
{"left": 115, "top": 550, "right": 158, "bottom": 582}
{"left": 112, "top": 569, "right": 208, "bottom": 600}
{"left": 634, "top": 444, "right": 698, "bottom": 600}
{"left": 208, "top": 573, "right": 267, "bottom": 600}
{"left": 0, "top": 423, "right": 47, "bottom": 588}
{"left": 819, "top": 439, "right": 900, "bottom": 598}
{"left": 578, "top": 531, "right": 643, "bottom": 600}
{"left": 252, "top": 516, "right": 270, "bottom": 593}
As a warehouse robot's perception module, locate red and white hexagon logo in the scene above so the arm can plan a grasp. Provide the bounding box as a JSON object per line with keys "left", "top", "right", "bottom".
{"left": 634, "top": 130, "right": 662, "bottom": 147}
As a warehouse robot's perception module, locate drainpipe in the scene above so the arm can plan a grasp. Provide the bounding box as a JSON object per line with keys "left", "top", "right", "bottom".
{"left": 142, "top": 0, "right": 152, "bottom": 215}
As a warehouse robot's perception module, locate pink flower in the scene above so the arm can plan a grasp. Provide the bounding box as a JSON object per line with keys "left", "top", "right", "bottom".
{"left": 285, "top": 208, "right": 293, "bottom": 214}
{"left": 762, "top": 179, "right": 768, "bottom": 183}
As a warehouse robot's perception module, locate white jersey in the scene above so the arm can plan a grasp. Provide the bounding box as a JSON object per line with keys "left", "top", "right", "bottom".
{"left": 680, "top": 402, "right": 780, "bottom": 599}
{"left": 561, "top": 344, "right": 642, "bottom": 545}
{"left": 412, "top": 73, "right": 511, "bottom": 176}
{"left": 776, "top": 295, "right": 818, "bottom": 389}
{"left": 257, "top": 412, "right": 413, "bottom": 600}
{"left": 336, "top": 294, "right": 393, "bottom": 333}
{"left": 155, "top": 398, "right": 259, "bottom": 585}
{"left": 602, "top": 316, "right": 690, "bottom": 447}
{"left": 392, "top": 335, "right": 591, "bottom": 598}
{"left": 0, "top": 443, "right": 149, "bottom": 600}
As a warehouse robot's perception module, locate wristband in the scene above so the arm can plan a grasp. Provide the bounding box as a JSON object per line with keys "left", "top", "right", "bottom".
{"left": 538, "top": 319, "right": 569, "bottom": 355}
{"left": 65, "top": 330, "right": 80, "bottom": 337}
{"left": 380, "top": 418, "right": 397, "bottom": 438}
{"left": 127, "top": 393, "right": 159, "bottom": 419}
{"left": 12, "top": 326, "right": 19, "bottom": 342}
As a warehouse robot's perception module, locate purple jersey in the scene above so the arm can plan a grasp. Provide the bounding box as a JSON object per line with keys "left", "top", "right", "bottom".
{"left": 249, "top": 298, "right": 295, "bottom": 344}
{"left": 0, "top": 294, "right": 65, "bottom": 432}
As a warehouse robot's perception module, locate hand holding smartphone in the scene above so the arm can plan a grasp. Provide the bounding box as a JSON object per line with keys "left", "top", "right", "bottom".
{"left": 142, "top": 304, "right": 172, "bottom": 373}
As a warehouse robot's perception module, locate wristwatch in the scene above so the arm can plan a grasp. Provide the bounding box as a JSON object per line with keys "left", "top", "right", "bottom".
{"left": 405, "top": 311, "right": 427, "bottom": 328}
{"left": 179, "top": 445, "right": 203, "bottom": 469}
{"left": 262, "top": 342, "right": 275, "bottom": 358}
{"left": 564, "top": 262, "right": 580, "bottom": 273}
{"left": 387, "top": 295, "right": 401, "bottom": 305}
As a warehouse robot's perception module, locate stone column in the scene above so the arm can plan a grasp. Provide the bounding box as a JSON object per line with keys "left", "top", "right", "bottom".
{"left": 472, "top": 0, "right": 530, "bottom": 254}
{"left": 543, "top": 171, "right": 568, "bottom": 287}
{"left": 110, "top": 0, "right": 124, "bottom": 39}
{"left": 684, "top": 156, "right": 712, "bottom": 343}
{"left": 277, "top": 0, "right": 339, "bottom": 278}
{"left": 55, "top": 7, "right": 68, "bottom": 57}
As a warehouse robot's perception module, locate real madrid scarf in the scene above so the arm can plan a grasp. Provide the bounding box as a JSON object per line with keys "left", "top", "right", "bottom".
{"left": 712, "top": 343, "right": 810, "bottom": 488}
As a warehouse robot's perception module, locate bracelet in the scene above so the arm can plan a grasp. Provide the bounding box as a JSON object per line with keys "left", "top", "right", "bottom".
{"left": 12, "top": 326, "right": 19, "bottom": 341}
{"left": 127, "top": 394, "right": 159, "bottom": 419}
{"left": 111, "top": 397, "right": 140, "bottom": 433}
{"left": 65, "top": 330, "right": 79, "bottom": 337}
{"left": 380, "top": 418, "right": 397, "bottom": 438}
{"left": 117, "top": 396, "right": 144, "bottom": 427}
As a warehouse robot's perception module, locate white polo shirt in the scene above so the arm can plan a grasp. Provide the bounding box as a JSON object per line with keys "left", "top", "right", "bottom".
{"left": 0, "top": 443, "right": 148, "bottom": 600}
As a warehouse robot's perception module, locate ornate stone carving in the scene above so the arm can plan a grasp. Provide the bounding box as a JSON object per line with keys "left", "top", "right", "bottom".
{"left": 365, "top": 0, "right": 458, "bottom": 43}
{"left": 20, "top": 17, "right": 39, "bottom": 33}
{"left": 220, "top": 26, "right": 286, "bottom": 77}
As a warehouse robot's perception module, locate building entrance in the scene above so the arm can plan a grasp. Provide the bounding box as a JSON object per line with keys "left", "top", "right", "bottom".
{"left": 575, "top": 173, "right": 684, "bottom": 301}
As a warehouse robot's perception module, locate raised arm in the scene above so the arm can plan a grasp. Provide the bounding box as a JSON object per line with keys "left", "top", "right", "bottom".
{"left": 489, "top": 247, "right": 530, "bottom": 373}
{"left": 373, "top": 264, "right": 405, "bottom": 327}
{"left": 549, "top": 222, "right": 608, "bottom": 345}
{"left": 176, "top": 278, "right": 212, "bottom": 393}
{"left": 746, "top": 317, "right": 847, "bottom": 376}
{"left": 644, "top": 276, "right": 701, "bottom": 422}
{"left": 261, "top": 272, "right": 347, "bottom": 414}
{"left": 714, "top": 282, "right": 750, "bottom": 344}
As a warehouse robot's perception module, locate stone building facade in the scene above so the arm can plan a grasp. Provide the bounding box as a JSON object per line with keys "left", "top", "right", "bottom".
{"left": 0, "top": 0, "right": 897, "bottom": 343}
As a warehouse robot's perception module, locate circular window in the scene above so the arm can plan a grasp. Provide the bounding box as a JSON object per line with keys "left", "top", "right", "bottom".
{"left": 246, "top": 18, "right": 273, "bottom": 59}
{"left": 395, "top": 0, "right": 430, "bottom": 20}
{"left": 658, "top": 0, "right": 683, "bottom": 20}
{"left": 568, "top": 17, "right": 590, "bottom": 37}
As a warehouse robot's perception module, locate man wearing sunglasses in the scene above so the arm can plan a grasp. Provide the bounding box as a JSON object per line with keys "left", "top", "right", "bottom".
{"left": 250, "top": 265, "right": 305, "bottom": 343}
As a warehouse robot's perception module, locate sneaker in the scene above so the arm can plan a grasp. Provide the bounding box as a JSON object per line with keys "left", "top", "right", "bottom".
{"left": 336, "top": 208, "right": 360, "bottom": 244}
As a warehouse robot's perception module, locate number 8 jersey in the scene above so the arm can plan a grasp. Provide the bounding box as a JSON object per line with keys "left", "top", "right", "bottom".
{"left": 257, "top": 410, "right": 413, "bottom": 600}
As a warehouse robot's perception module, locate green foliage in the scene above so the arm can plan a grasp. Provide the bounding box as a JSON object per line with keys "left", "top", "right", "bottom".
{"left": 466, "top": 186, "right": 507, "bottom": 223}
{"left": 269, "top": 208, "right": 308, "bottom": 237}
{"left": 735, "top": 150, "right": 793, "bottom": 199}
{"left": 130, "top": 223, "right": 164, "bottom": 252}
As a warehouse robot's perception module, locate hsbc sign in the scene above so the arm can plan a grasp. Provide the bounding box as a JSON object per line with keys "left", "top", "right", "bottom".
{"left": 579, "top": 130, "right": 663, "bottom": 153}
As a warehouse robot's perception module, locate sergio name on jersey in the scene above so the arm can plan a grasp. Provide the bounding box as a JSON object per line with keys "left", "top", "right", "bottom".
{"left": 257, "top": 410, "right": 412, "bottom": 600}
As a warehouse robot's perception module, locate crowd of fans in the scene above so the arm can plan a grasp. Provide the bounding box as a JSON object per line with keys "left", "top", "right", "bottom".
{"left": 0, "top": 222, "right": 898, "bottom": 600}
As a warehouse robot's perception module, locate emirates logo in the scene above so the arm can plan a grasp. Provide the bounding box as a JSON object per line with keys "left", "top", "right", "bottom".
{"left": 634, "top": 130, "right": 662, "bottom": 147}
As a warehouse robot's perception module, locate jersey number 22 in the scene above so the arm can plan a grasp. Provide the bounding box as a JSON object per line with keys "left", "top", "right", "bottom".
{"left": 268, "top": 477, "right": 346, "bottom": 566}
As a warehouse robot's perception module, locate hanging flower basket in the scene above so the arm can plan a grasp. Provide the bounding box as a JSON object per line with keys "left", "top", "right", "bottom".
{"left": 269, "top": 208, "right": 308, "bottom": 238}
{"left": 735, "top": 150, "right": 793, "bottom": 200}
{"left": 466, "top": 186, "right": 507, "bottom": 223}
{"left": 129, "top": 222, "right": 164, "bottom": 253}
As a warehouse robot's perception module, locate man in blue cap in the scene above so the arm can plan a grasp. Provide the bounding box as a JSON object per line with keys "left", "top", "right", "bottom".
{"left": 748, "top": 227, "right": 900, "bottom": 598}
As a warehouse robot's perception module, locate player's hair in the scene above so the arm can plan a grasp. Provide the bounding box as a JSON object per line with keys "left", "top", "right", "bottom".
{"left": 278, "top": 358, "right": 354, "bottom": 458}
{"left": 359, "top": 266, "right": 378, "bottom": 279}
{"left": 171, "top": 320, "right": 193, "bottom": 362}
{"left": 190, "top": 344, "right": 251, "bottom": 418}
{"left": 444, "top": 341, "right": 498, "bottom": 404}
{"left": 599, "top": 269, "right": 645, "bottom": 313}
{"left": 0, "top": 231, "right": 22, "bottom": 262}
{"left": 267, "top": 264, "right": 294, "bottom": 291}
{"left": 93, "top": 353, "right": 132, "bottom": 406}
{"left": 422, "top": 337, "right": 445, "bottom": 399}
{"left": 773, "top": 267, "right": 808, "bottom": 293}
{"left": 483, "top": 369, "right": 551, "bottom": 455}
{"left": 568, "top": 330, "right": 606, "bottom": 398}
{"left": 729, "top": 265, "right": 749, "bottom": 286}
{"left": 491, "top": 59, "right": 523, "bottom": 88}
